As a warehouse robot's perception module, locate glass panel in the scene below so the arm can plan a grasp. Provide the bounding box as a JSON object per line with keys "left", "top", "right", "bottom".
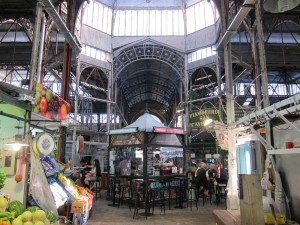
{"left": 98, "top": 3, "right": 103, "bottom": 30}
{"left": 143, "top": 10, "right": 150, "bottom": 36}
{"left": 205, "top": 1, "right": 214, "bottom": 26}
{"left": 195, "top": 2, "right": 201, "bottom": 31}
{"left": 125, "top": 10, "right": 132, "bottom": 36}
{"left": 86, "top": 45, "right": 91, "bottom": 57}
{"left": 137, "top": 10, "right": 144, "bottom": 36}
{"left": 96, "top": 50, "right": 101, "bottom": 60}
{"left": 173, "top": 10, "right": 179, "bottom": 35}
{"left": 107, "top": 8, "right": 112, "bottom": 34}
{"left": 166, "top": 11, "right": 173, "bottom": 35}
{"left": 155, "top": 11, "right": 161, "bottom": 35}
{"left": 186, "top": 7, "right": 191, "bottom": 34}
{"left": 178, "top": 11, "right": 184, "bottom": 35}
{"left": 131, "top": 10, "right": 138, "bottom": 36}
{"left": 109, "top": 146, "right": 142, "bottom": 175}
{"left": 190, "top": 5, "right": 195, "bottom": 33}
{"left": 86, "top": 1, "right": 93, "bottom": 26}
{"left": 93, "top": 2, "right": 99, "bottom": 29}
{"left": 82, "top": 2, "right": 88, "bottom": 24}
{"left": 207, "top": 47, "right": 212, "bottom": 57}
{"left": 161, "top": 10, "right": 167, "bottom": 35}
{"left": 199, "top": 1, "right": 205, "bottom": 29}
{"left": 90, "top": 47, "right": 96, "bottom": 58}
{"left": 103, "top": 6, "right": 108, "bottom": 33}
{"left": 149, "top": 10, "right": 156, "bottom": 35}
{"left": 114, "top": 11, "right": 120, "bottom": 35}
{"left": 119, "top": 11, "right": 126, "bottom": 36}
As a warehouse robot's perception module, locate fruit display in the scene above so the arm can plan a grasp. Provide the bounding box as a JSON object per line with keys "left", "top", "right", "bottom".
{"left": 32, "top": 82, "right": 70, "bottom": 120}
{"left": 57, "top": 174, "right": 79, "bottom": 199}
{"left": 0, "top": 211, "right": 14, "bottom": 224}
{"left": 0, "top": 169, "right": 6, "bottom": 190}
{"left": 7, "top": 201, "right": 24, "bottom": 217}
{"left": 0, "top": 198, "right": 57, "bottom": 225}
{"left": 11, "top": 209, "right": 52, "bottom": 225}
{"left": 0, "top": 197, "right": 8, "bottom": 212}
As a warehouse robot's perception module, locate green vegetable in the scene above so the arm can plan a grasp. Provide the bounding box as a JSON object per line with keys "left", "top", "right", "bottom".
{"left": 26, "top": 206, "right": 40, "bottom": 213}
{"left": 0, "top": 169, "right": 6, "bottom": 189}
{"left": 0, "top": 211, "right": 13, "bottom": 218}
{"left": 45, "top": 211, "right": 56, "bottom": 223}
{"left": 8, "top": 200, "right": 24, "bottom": 217}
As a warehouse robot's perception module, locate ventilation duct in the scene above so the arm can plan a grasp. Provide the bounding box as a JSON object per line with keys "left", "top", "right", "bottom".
{"left": 263, "top": 0, "right": 300, "bottom": 13}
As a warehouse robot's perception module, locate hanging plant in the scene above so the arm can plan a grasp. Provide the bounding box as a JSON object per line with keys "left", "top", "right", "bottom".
{"left": 188, "top": 90, "right": 198, "bottom": 100}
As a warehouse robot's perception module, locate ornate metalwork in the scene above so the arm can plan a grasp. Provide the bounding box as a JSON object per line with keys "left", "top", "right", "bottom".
{"left": 113, "top": 41, "right": 185, "bottom": 78}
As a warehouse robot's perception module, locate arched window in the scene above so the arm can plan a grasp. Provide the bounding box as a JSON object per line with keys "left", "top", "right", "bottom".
{"left": 186, "top": 0, "right": 219, "bottom": 34}
{"left": 82, "top": 1, "right": 112, "bottom": 35}
{"left": 113, "top": 9, "right": 184, "bottom": 36}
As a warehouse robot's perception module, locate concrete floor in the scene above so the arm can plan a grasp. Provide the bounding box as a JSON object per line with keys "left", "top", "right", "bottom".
{"left": 87, "top": 190, "right": 226, "bottom": 225}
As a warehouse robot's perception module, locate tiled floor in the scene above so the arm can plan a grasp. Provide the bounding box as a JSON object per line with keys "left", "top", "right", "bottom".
{"left": 87, "top": 190, "right": 226, "bottom": 225}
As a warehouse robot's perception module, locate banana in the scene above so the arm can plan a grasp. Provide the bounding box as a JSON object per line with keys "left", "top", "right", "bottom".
{"left": 0, "top": 212, "right": 12, "bottom": 218}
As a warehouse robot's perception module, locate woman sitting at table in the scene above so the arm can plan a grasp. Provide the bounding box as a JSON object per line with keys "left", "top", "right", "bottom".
{"left": 84, "top": 159, "right": 101, "bottom": 190}
{"left": 196, "top": 162, "right": 209, "bottom": 197}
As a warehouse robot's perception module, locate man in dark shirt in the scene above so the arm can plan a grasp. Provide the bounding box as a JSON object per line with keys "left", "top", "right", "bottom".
{"left": 196, "top": 162, "right": 209, "bottom": 196}
{"left": 206, "top": 163, "right": 216, "bottom": 182}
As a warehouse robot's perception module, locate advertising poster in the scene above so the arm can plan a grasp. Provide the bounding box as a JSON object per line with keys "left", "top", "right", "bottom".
{"left": 32, "top": 82, "right": 71, "bottom": 120}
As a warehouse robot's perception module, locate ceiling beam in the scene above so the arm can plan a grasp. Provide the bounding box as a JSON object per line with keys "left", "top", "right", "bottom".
{"left": 39, "top": 0, "right": 81, "bottom": 53}
{"left": 217, "top": 0, "right": 256, "bottom": 50}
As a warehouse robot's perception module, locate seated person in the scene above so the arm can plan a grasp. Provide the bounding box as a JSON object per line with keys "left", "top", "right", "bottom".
{"left": 84, "top": 159, "right": 101, "bottom": 189}
{"left": 195, "top": 162, "right": 209, "bottom": 196}
{"left": 216, "top": 163, "right": 228, "bottom": 184}
{"left": 153, "top": 154, "right": 161, "bottom": 169}
{"left": 64, "top": 158, "right": 80, "bottom": 184}
{"left": 206, "top": 163, "right": 216, "bottom": 193}
{"left": 206, "top": 163, "right": 216, "bottom": 182}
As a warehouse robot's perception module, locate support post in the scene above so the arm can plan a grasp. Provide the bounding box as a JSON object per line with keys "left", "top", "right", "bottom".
{"left": 239, "top": 174, "right": 264, "bottom": 225}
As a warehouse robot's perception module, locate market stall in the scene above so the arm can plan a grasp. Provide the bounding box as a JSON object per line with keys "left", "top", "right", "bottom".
{"left": 107, "top": 112, "right": 185, "bottom": 198}
{"left": 0, "top": 82, "right": 94, "bottom": 225}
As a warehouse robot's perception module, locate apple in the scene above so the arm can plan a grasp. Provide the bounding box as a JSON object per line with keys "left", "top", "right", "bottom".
{"left": 39, "top": 97, "right": 48, "bottom": 114}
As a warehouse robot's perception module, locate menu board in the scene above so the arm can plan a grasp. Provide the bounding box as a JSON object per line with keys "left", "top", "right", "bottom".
{"left": 147, "top": 148, "right": 153, "bottom": 175}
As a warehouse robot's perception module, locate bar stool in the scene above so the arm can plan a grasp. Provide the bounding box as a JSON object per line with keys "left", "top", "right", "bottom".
{"left": 149, "top": 180, "right": 166, "bottom": 215}
{"left": 163, "top": 177, "right": 176, "bottom": 209}
{"left": 119, "top": 177, "right": 131, "bottom": 205}
{"left": 186, "top": 172, "right": 198, "bottom": 210}
{"left": 132, "top": 179, "right": 151, "bottom": 219}
{"left": 216, "top": 181, "right": 227, "bottom": 205}
{"left": 196, "top": 182, "right": 212, "bottom": 206}
{"left": 174, "top": 177, "right": 187, "bottom": 209}
{"left": 88, "top": 176, "right": 101, "bottom": 200}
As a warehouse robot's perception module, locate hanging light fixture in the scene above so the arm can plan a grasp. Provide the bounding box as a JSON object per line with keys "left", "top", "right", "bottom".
{"left": 5, "top": 121, "right": 29, "bottom": 151}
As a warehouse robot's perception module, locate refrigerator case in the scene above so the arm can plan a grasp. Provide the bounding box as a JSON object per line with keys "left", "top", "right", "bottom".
{"left": 236, "top": 140, "right": 263, "bottom": 175}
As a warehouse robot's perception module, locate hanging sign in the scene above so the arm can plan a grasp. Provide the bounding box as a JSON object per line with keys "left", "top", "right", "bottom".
{"left": 189, "top": 108, "right": 220, "bottom": 128}
{"left": 32, "top": 82, "right": 71, "bottom": 120}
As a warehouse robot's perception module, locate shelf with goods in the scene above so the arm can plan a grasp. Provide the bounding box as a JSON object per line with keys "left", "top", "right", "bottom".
{"left": 37, "top": 154, "right": 95, "bottom": 225}
{"left": 25, "top": 131, "right": 95, "bottom": 225}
